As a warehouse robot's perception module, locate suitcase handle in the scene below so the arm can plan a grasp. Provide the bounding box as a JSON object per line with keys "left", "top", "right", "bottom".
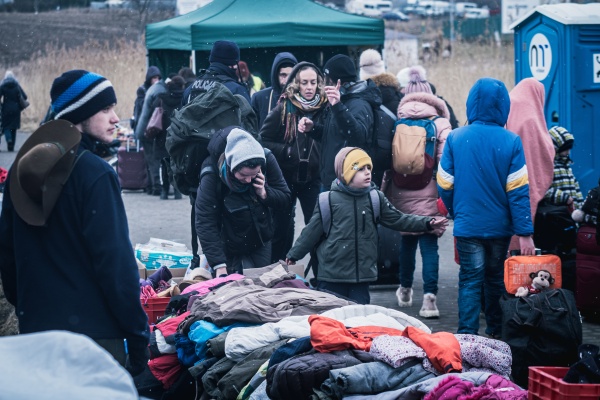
{"left": 125, "top": 135, "right": 140, "bottom": 152}
{"left": 510, "top": 248, "right": 542, "bottom": 257}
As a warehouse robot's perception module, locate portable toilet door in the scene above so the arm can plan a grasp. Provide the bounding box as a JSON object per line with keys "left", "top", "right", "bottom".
{"left": 511, "top": 3, "right": 600, "bottom": 194}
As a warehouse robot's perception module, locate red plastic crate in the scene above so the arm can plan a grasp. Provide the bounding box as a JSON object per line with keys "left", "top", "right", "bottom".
{"left": 141, "top": 297, "right": 170, "bottom": 324}
{"left": 528, "top": 366, "right": 600, "bottom": 400}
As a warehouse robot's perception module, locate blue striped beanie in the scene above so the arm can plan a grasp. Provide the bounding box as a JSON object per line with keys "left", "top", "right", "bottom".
{"left": 50, "top": 70, "right": 117, "bottom": 125}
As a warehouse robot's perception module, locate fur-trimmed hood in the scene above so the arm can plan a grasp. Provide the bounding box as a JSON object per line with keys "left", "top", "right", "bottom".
{"left": 398, "top": 92, "right": 449, "bottom": 119}
{"left": 369, "top": 73, "right": 401, "bottom": 92}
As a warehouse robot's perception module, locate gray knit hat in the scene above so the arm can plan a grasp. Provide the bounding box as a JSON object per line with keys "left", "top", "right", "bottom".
{"left": 225, "top": 128, "right": 265, "bottom": 171}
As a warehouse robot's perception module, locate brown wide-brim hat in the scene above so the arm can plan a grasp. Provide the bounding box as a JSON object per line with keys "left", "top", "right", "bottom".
{"left": 10, "top": 120, "right": 81, "bottom": 226}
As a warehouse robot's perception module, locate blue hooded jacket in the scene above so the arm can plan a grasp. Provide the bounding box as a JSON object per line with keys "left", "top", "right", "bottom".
{"left": 437, "top": 78, "right": 533, "bottom": 238}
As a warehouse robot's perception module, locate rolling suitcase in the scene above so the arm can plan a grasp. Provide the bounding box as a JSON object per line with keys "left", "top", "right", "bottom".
{"left": 576, "top": 225, "right": 600, "bottom": 316}
{"left": 117, "top": 138, "right": 148, "bottom": 191}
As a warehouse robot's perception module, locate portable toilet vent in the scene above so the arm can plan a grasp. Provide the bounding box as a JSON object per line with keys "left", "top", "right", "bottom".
{"left": 511, "top": 3, "right": 600, "bottom": 194}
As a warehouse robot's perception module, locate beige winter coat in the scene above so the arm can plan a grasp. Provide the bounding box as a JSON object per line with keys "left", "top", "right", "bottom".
{"left": 383, "top": 92, "right": 452, "bottom": 235}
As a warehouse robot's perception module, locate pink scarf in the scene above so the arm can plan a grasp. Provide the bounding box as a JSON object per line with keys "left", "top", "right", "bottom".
{"left": 506, "top": 79, "right": 555, "bottom": 249}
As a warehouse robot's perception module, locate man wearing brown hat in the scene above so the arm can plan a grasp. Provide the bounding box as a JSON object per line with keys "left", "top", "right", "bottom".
{"left": 0, "top": 70, "right": 150, "bottom": 377}
{"left": 298, "top": 54, "right": 383, "bottom": 191}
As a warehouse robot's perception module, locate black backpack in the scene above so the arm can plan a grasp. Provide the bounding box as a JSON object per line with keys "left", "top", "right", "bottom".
{"left": 368, "top": 104, "right": 397, "bottom": 187}
{"left": 165, "top": 80, "right": 257, "bottom": 196}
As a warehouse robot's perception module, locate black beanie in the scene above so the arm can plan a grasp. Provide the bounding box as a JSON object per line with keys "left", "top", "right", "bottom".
{"left": 323, "top": 54, "right": 357, "bottom": 83}
{"left": 50, "top": 70, "right": 117, "bottom": 125}
{"left": 209, "top": 40, "right": 240, "bottom": 66}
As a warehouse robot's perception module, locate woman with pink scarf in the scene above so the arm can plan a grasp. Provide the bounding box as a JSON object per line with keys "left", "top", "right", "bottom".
{"left": 506, "top": 78, "right": 555, "bottom": 253}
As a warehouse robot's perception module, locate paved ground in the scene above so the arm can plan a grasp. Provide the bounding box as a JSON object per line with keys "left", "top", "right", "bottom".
{"left": 1, "top": 130, "right": 599, "bottom": 343}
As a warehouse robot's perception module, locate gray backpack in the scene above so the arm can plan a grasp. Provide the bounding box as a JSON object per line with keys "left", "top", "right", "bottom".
{"left": 318, "top": 189, "right": 381, "bottom": 237}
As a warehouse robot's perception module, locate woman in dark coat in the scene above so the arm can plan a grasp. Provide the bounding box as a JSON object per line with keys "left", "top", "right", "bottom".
{"left": 259, "top": 61, "right": 328, "bottom": 262}
{"left": 0, "top": 71, "right": 27, "bottom": 151}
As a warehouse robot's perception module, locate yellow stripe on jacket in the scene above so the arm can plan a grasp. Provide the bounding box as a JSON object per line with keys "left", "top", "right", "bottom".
{"left": 437, "top": 164, "right": 454, "bottom": 191}
{"left": 506, "top": 165, "right": 529, "bottom": 192}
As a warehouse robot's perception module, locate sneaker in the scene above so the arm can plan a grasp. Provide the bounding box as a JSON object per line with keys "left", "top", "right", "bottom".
{"left": 396, "top": 287, "right": 413, "bottom": 307}
{"left": 419, "top": 293, "right": 440, "bottom": 318}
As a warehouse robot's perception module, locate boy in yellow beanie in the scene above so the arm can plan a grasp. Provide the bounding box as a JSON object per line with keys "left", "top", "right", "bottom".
{"left": 286, "top": 147, "right": 447, "bottom": 304}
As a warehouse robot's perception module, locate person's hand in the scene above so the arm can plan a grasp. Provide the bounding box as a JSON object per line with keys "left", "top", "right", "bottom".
{"left": 286, "top": 258, "right": 296, "bottom": 265}
{"left": 324, "top": 79, "right": 341, "bottom": 106}
{"left": 518, "top": 236, "right": 536, "bottom": 256}
{"left": 567, "top": 196, "right": 575, "bottom": 213}
{"left": 252, "top": 171, "right": 267, "bottom": 200}
{"left": 429, "top": 217, "right": 449, "bottom": 237}
{"left": 298, "top": 117, "right": 314, "bottom": 133}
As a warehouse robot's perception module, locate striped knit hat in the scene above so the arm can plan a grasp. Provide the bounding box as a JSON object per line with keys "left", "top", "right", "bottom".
{"left": 549, "top": 126, "right": 574, "bottom": 153}
{"left": 50, "top": 70, "right": 117, "bottom": 125}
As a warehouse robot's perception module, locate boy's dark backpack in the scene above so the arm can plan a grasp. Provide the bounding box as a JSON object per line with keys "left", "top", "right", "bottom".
{"left": 391, "top": 116, "right": 439, "bottom": 190}
{"left": 499, "top": 288, "right": 582, "bottom": 388}
{"left": 368, "top": 104, "right": 397, "bottom": 187}
{"left": 165, "top": 80, "right": 257, "bottom": 196}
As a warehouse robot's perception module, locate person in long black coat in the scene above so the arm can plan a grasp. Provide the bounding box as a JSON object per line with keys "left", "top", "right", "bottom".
{"left": 0, "top": 71, "right": 27, "bottom": 152}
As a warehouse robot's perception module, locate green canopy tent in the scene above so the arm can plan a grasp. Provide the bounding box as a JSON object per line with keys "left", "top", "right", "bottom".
{"left": 145, "top": 0, "right": 384, "bottom": 86}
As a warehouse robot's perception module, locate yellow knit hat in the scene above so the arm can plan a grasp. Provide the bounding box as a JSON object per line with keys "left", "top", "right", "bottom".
{"left": 334, "top": 147, "right": 373, "bottom": 185}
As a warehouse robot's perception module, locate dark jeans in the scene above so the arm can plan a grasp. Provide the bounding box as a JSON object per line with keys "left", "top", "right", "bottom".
{"left": 226, "top": 241, "right": 272, "bottom": 275}
{"left": 456, "top": 236, "right": 510, "bottom": 336}
{"left": 141, "top": 138, "right": 159, "bottom": 190}
{"left": 2, "top": 128, "right": 16, "bottom": 150}
{"left": 271, "top": 180, "right": 321, "bottom": 262}
{"left": 399, "top": 234, "right": 439, "bottom": 295}
{"left": 317, "top": 281, "right": 370, "bottom": 304}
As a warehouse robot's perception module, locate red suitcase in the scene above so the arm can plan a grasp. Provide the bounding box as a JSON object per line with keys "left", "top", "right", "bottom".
{"left": 576, "top": 225, "right": 600, "bottom": 314}
{"left": 117, "top": 139, "right": 148, "bottom": 191}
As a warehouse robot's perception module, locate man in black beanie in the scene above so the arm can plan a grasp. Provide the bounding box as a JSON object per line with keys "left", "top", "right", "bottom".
{"left": 298, "top": 54, "right": 383, "bottom": 190}
{"left": 183, "top": 39, "right": 251, "bottom": 104}
{"left": 0, "top": 70, "right": 150, "bottom": 379}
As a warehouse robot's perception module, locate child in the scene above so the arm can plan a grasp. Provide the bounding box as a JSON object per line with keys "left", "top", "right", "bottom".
{"left": 285, "top": 147, "right": 447, "bottom": 304}
{"left": 544, "top": 126, "right": 584, "bottom": 210}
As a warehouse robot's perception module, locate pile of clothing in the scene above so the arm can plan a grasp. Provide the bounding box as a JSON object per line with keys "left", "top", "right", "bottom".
{"left": 134, "top": 263, "right": 527, "bottom": 400}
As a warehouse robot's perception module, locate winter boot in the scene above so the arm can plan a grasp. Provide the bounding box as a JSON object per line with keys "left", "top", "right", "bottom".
{"left": 419, "top": 293, "right": 440, "bottom": 318}
{"left": 396, "top": 287, "right": 413, "bottom": 307}
{"left": 173, "top": 188, "right": 182, "bottom": 200}
{"left": 160, "top": 188, "right": 168, "bottom": 200}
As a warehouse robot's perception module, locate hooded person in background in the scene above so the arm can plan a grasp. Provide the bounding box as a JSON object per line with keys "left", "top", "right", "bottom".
{"left": 359, "top": 49, "right": 403, "bottom": 114}
{"left": 0, "top": 70, "right": 150, "bottom": 377}
{"left": 506, "top": 78, "right": 555, "bottom": 253}
{"left": 0, "top": 71, "right": 28, "bottom": 152}
{"left": 195, "top": 127, "right": 291, "bottom": 277}
{"left": 183, "top": 40, "right": 251, "bottom": 105}
{"left": 131, "top": 65, "right": 161, "bottom": 131}
{"left": 252, "top": 52, "right": 298, "bottom": 129}
{"left": 299, "top": 54, "right": 383, "bottom": 191}
{"left": 134, "top": 66, "right": 167, "bottom": 196}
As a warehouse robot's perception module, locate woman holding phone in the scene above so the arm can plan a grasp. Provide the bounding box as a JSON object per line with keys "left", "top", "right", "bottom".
{"left": 259, "top": 62, "right": 328, "bottom": 262}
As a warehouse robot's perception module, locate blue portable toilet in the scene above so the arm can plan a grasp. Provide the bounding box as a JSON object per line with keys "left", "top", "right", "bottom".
{"left": 511, "top": 3, "right": 600, "bottom": 194}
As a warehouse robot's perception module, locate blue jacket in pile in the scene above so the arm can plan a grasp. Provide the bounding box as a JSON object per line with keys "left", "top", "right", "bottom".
{"left": 436, "top": 78, "right": 533, "bottom": 238}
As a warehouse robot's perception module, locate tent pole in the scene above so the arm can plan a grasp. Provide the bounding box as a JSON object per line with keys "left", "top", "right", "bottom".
{"left": 191, "top": 50, "right": 196, "bottom": 74}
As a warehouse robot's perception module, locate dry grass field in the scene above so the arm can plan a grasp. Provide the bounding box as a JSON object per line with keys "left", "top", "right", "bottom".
{"left": 0, "top": 9, "right": 515, "bottom": 132}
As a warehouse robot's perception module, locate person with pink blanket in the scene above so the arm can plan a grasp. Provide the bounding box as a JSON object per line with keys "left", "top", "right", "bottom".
{"left": 506, "top": 78, "right": 555, "bottom": 253}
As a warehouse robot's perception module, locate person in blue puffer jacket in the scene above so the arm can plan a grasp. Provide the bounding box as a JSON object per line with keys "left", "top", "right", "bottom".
{"left": 437, "top": 77, "right": 535, "bottom": 338}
